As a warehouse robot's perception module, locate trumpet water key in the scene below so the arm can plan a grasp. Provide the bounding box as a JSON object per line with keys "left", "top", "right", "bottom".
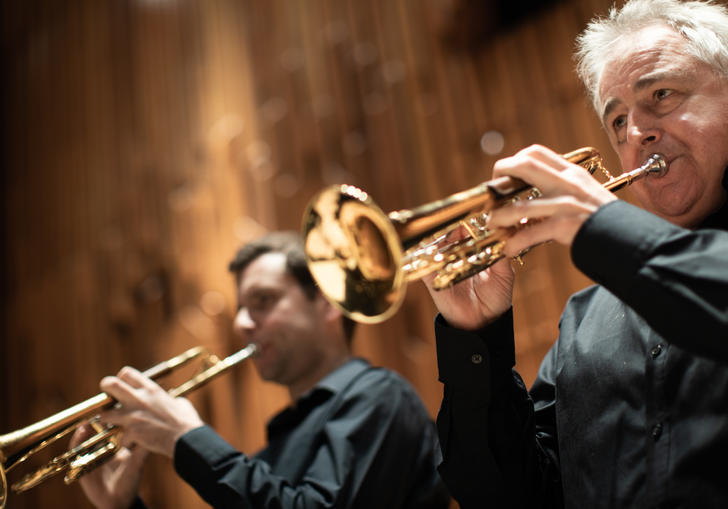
{"left": 301, "top": 148, "right": 666, "bottom": 324}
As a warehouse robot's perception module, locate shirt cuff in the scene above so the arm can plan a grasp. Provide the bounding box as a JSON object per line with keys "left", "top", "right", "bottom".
{"left": 571, "top": 200, "right": 672, "bottom": 288}
{"left": 435, "top": 308, "right": 515, "bottom": 388}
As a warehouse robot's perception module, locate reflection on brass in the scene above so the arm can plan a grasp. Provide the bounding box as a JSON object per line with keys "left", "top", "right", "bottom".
{"left": 0, "top": 343, "right": 258, "bottom": 508}
{"left": 302, "top": 148, "right": 666, "bottom": 323}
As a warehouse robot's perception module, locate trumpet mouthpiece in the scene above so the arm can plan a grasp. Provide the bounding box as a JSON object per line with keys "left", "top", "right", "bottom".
{"left": 646, "top": 153, "right": 667, "bottom": 177}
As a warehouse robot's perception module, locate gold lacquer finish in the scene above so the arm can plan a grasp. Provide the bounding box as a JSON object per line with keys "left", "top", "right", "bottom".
{"left": 302, "top": 185, "right": 406, "bottom": 323}
{"left": 0, "top": 343, "right": 258, "bottom": 508}
{"left": 301, "top": 148, "right": 666, "bottom": 324}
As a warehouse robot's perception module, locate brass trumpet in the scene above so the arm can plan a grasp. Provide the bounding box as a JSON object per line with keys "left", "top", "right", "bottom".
{"left": 301, "top": 147, "right": 666, "bottom": 324}
{"left": 0, "top": 343, "right": 257, "bottom": 508}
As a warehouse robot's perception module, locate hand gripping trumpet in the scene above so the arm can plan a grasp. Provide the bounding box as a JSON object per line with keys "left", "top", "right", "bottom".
{"left": 301, "top": 147, "right": 666, "bottom": 324}
{"left": 0, "top": 343, "right": 257, "bottom": 508}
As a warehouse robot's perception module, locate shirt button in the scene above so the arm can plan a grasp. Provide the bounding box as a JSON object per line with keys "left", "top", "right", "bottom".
{"left": 651, "top": 422, "right": 663, "bottom": 441}
{"left": 650, "top": 344, "right": 663, "bottom": 359}
{"left": 471, "top": 353, "right": 483, "bottom": 364}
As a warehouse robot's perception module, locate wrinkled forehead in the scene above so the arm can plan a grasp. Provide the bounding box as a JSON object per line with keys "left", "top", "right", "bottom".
{"left": 596, "top": 24, "right": 691, "bottom": 109}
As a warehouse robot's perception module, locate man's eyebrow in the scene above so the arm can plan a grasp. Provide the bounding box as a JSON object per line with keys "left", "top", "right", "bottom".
{"left": 633, "top": 72, "right": 667, "bottom": 93}
{"left": 600, "top": 72, "right": 674, "bottom": 124}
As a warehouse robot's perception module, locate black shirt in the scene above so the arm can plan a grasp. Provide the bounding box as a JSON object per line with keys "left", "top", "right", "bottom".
{"left": 434, "top": 189, "right": 728, "bottom": 508}
{"left": 170, "top": 358, "right": 450, "bottom": 508}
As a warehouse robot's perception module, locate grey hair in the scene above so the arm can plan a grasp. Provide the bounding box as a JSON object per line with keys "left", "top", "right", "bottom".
{"left": 575, "top": 0, "right": 728, "bottom": 113}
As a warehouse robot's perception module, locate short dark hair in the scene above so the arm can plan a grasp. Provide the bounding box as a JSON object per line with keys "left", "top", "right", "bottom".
{"left": 228, "top": 231, "right": 356, "bottom": 341}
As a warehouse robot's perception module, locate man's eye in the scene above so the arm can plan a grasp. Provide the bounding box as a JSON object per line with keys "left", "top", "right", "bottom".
{"left": 250, "top": 293, "right": 276, "bottom": 311}
{"left": 654, "top": 88, "right": 672, "bottom": 101}
{"left": 612, "top": 115, "right": 627, "bottom": 131}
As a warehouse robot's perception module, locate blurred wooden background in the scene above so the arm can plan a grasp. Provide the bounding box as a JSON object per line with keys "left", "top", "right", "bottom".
{"left": 1, "top": 0, "right": 627, "bottom": 507}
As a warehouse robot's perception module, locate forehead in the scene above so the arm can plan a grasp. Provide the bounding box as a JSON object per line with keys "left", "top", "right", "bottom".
{"left": 238, "top": 252, "right": 291, "bottom": 292}
{"left": 597, "top": 25, "right": 696, "bottom": 110}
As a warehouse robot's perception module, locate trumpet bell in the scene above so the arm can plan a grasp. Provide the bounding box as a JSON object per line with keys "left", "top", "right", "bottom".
{"left": 302, "top": 184, "right": 406, "bottom": 323}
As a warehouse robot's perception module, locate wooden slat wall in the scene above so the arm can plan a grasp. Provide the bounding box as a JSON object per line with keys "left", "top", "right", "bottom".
{"left": 1, "top": 0, "right": 625, "bottom": 507}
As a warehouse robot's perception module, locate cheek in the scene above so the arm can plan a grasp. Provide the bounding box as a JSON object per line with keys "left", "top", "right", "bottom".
{"left": 675, "top": 105, "right": 728, "bottom": 153}
{"left": 681, "top": 125, "right": 728, "bottom": 185}
{"left": 266, "top": 306, "right": 317, "bottom": 344}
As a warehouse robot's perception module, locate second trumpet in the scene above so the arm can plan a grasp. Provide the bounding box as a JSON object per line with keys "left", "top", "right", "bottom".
{"left": 0, "top": 343, "right": 258, "bottom": 509}
{"left": 301, "top": 147, "right": 666, "bottom": 324}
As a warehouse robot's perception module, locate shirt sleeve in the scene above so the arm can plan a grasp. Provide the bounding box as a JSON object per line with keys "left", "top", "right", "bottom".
{"left": 572, "top": 200, "right": 728, "bottom": 361}
{"left": 434, "top": 310, "right": 561, "bottom": 509}
{"left": 173, "top": 378, "right": 449, "bottom": 509}
{"left": 174, "top": 425, "right": 340, "bottom": 509}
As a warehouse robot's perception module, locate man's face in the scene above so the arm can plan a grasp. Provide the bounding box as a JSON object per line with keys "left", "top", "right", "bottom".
{"left": 233, "top": 252, "right": 330, "bottom": 388}
{"left": 598, "top": 24, "right": 728, "bottom": 227}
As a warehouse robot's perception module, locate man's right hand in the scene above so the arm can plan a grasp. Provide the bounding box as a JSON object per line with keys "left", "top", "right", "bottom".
{"left": 70, "top": 423, "right": 148, "bottom": 509}
{"left": 423, "top": 257, "right": 515, "bottom": 330}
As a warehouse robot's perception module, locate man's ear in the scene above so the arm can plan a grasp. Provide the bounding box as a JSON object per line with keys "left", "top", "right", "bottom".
{"left": 316, "top": 293, "right": 342, "bottom": 323}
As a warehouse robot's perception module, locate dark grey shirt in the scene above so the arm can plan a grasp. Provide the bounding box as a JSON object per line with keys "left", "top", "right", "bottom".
{"left": 435, "top": 190, "right": 728, "bottom": 508}
{"left": 171, "top": 358, "right": 450, "bottom": 508}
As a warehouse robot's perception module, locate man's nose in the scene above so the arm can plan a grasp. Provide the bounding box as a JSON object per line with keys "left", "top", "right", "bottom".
{"left": 234, "top": 307, "right": 255, "bottom": 332}
{"left": 626, "top": 113, "right": 661, "bottom": 147}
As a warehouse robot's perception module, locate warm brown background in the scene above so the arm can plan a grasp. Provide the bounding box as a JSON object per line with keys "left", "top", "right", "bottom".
{"left": 1, "top": 0, "right": 643, "bottom": 507}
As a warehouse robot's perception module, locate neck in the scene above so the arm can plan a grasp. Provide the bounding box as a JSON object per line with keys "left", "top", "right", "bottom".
{"left": 287, "top": 350, "right": 352, "bottom": 401}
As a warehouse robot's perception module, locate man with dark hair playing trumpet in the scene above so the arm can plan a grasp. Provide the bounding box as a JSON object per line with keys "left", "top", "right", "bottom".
{"left": 428, "top": 0, "right": 728, "bottom": 507}
{"left": 73, "top": 231, "right": 449, "bottom": 509}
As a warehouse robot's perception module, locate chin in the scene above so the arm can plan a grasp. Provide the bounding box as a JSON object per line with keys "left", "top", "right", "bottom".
{"left": 651, "top": 185, "right": 725, "bottom": 227}
{"left": 635, "top": 183, "right": 701, "bottom": 226}
{"left": 649, "top": 200, "right": 712, "bottom": 227}
{"left": 647, "top": 204, "right": 694, "bottom": 227}
{"left": 254, "top": 359, "right": 274, "bottom": 381}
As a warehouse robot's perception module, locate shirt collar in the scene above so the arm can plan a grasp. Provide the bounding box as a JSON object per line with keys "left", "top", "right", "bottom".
{"left": 266, "top": 358, "right": 371, "bottom": 435}
{"left": 312, "top": 357, "right": 370, "bottom": 395}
